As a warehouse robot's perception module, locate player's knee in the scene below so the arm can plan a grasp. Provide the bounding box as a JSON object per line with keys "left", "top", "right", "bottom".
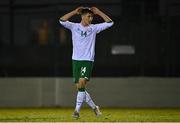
{"left": 78, "top": 78, "right": 86, "bottom": 88}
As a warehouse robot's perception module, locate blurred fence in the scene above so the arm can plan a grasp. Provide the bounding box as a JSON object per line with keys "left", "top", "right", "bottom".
{"left": 0, "top": 77, "right": 180, "bottom": 107}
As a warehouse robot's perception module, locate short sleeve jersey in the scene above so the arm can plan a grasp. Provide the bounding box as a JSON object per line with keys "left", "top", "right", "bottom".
{"left": 59, "top": 20, "right": 113, "bottom": 61}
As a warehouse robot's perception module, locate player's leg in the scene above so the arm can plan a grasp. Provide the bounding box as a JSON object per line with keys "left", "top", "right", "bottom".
{"left": 75, "top": 77, "right": 98, "bottom": 113}
{"left": 74, "top": 78, "right": 86, "bottom": 113}
{"left": 85, "top": 90, "right": 102, "bottom": 117}
{"left": 72, "top": 60, "right": 102, "bottom": 118}
{"left": 75, "top": 77, "right": 102, "bottom": 117}
{"left": 80, "top": 61, "right": 102, "bottom": 116}
{"left": 72, "top": 60, "right": 81, "bottom": 118}
{"left": 72, "top": 60, "right": 87, "bottom": 118}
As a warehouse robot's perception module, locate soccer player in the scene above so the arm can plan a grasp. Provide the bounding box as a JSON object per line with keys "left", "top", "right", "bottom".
{"left": 59, "top": 6, "right": 113, "bottom": 118}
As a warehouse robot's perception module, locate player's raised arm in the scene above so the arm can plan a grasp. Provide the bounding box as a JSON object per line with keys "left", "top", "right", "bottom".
{"left": 91, "top": 7, "right": 113, "bottom": 23}
{"left": 91, "top": 7, "right": 113, "bottom": 33}
{"left": 60, "top": 7, "right": 83, "bottom": 21}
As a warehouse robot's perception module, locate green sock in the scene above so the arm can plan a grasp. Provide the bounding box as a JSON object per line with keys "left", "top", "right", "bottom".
{"left": 78, "top": 88, "right": 85, "bottom": 92}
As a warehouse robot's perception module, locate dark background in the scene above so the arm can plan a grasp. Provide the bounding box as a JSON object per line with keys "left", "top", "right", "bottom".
{"left": 0, "top": 0, "right": 180, "bottom": 77}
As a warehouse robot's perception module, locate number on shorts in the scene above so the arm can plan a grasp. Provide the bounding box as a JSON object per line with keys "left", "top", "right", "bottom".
{"left": 81, "top": 67, "right": 86, "bottom": 75}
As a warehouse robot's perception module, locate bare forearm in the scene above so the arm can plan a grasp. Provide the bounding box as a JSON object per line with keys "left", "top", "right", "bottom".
{"left": 91, "top": 7, "right": 113, "bottom": 22}
{"left": 60, "top": 10, "right": 76, "bottom": 21}
{"left": 97, "top": 11, "right": 113, "bottom": 22}
{"left": 60, "top": 7, "right": 83, "bottom": 21}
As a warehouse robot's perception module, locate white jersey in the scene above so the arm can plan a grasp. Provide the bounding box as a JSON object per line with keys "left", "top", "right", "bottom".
{"left": 59, "top": 20, "right": 113, "bottom": 61}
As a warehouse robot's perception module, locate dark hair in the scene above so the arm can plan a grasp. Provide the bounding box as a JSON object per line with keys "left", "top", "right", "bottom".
{"left": 81, "top": 7, "right": 94, "bottom": 15}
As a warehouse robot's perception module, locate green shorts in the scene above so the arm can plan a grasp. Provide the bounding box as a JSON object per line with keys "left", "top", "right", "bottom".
{"left": 72, "top": 60, "right": 93, "bottom": 83}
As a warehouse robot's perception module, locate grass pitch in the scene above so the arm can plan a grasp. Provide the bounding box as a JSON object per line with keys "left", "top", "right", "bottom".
{"left": 0, "top": 108, "right": 180, "bottom": 122}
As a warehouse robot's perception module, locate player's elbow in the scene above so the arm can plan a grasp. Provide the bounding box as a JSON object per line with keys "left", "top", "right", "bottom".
{"left": 111, "top": 21, "right": 114, "bottom": 26}
{"left": 107, "top": 20, "right": 114, "bottom": 24}
{"left": 59, "top": 17, "right": 66, "bottom": 22}
{"left": 107, "top": 21, "right": 114, "bottom": 27}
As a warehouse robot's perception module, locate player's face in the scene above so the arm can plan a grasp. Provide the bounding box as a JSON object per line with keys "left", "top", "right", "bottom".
{"left": 81, "top": 13, "right": 93, "bottom": 25}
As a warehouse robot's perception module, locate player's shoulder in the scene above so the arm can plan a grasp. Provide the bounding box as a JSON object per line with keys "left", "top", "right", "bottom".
{"left": 68, "top": 22, "right": 81, "bottom": 29}
{"left": 90, "top": 23, "right": 95, "bottom": 26}
{"left": 89, "top": 24, "right": 96, "bottom": 28}
{"left": 72, "top": 22, "right": 82, "bottom": 27}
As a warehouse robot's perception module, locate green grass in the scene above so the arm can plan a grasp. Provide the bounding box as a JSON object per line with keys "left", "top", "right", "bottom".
{"left": 0, "top": 108, "right": 180, "bottom": 122}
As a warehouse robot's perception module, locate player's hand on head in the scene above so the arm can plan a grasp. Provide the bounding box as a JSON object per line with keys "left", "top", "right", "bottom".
{"left": 91, "top": 7, "right": 101, "bottom": 15}
{"left": 75, "top": 6, "right": 84, "bottom": 15}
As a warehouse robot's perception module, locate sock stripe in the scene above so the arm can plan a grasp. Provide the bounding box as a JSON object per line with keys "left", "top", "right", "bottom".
{"left": 78, "top": 88, "right": 85, "bottom": 92}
